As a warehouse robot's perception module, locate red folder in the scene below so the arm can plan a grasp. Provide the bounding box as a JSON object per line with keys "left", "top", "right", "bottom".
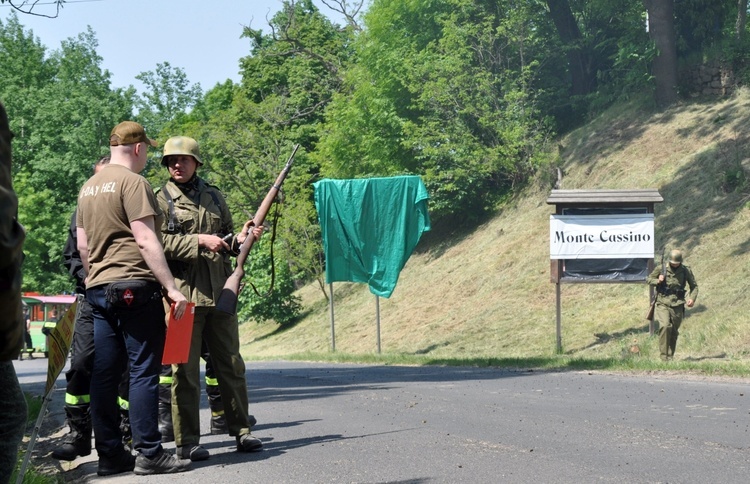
{"left": 162, "top": 302, "right": 195, "bottom": 364}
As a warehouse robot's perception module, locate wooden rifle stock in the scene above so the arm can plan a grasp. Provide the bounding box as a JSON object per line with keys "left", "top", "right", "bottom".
{"left": 645, "top": 299, "right": 656, "bottom": 321}
{"left": 216, "top": 144, "right": 299, "bottom": 314}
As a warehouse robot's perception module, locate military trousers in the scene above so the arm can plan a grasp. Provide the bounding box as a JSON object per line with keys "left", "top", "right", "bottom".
{"left": 654, "top": 303, "right": 684, "bottom": 360}
{"left": 171, "top": 306, "right": 251, "bottom": 447}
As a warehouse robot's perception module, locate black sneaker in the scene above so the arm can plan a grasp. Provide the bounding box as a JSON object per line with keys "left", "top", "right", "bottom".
{"left": 97, "top": 449, "right": 135, "bottom": 476}
{"left": 176, "top": 444, "right": 210, "bottom": 461}
{"left": 236, "top": 433, "right": 263, "bottom": 452}
{"left": 134, "top": 448, "right": 192, "bottom": 475}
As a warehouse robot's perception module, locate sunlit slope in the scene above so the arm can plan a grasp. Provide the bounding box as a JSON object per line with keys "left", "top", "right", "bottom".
{"left": 240, "top": 90, "right": 750, "bottom": 361}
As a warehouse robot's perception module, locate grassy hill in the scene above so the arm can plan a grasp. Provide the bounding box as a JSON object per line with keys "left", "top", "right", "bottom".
{"left": 238, "top": 89, "right": 750, "bottom": 372}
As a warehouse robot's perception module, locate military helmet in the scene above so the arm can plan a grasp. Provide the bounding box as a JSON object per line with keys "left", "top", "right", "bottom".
{"left": 161, "top": 136, "right": 202, "bottom": 166}
{"left": 669, "top": 249, "right": 683, "bottom": 264}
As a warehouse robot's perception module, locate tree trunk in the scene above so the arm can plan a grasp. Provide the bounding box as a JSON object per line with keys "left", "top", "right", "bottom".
{"left": 737, "top": 0, "right": 748, "bottom": 42}
{"left": 645, "top": 0, "right": 678, "bottom": 107}
{"left": 545, "top": 0, "right": 595, "bottom": 96}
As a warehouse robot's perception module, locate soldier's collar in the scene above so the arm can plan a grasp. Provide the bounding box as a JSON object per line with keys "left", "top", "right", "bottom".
{"left": 172, "top": 174, "right": 201, "bottom": 196}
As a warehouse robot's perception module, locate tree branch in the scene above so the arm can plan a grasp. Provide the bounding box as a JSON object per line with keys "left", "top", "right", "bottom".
{"left": 318, "top": 0, "right": 364, "bottom": 31}
{"left": 2, "top": 0, "right": 65, "bottom": 18}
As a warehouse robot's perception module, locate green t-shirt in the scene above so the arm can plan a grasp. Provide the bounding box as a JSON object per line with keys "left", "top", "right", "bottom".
{"left": 76, "top": 164, "right": 164, "bottom": 288}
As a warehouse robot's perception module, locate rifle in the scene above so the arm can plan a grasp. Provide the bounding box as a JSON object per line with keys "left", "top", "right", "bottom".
{"left": 215, "top": 144, "right": 299, "bottom": 314}
{"left": 646, "top": 247, "right": 666, "bottom": 320}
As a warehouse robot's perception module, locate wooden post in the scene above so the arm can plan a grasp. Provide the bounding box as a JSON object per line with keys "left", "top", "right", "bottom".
{"left": 556, "top": 282, "right": 562, "bottom": 353}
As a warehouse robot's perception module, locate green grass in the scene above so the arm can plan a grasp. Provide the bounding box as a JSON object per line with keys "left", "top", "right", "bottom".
{"left": 11, "top": 393, "right": 61, "bottom": 484}
{"left": 249, "top": 349, "right": 750, "bottom": 377}
{"left": 238, "top": 89, "right": 750, "bottom": 379}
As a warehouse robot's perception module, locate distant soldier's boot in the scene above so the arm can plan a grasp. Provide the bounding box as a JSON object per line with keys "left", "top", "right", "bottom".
{"left": 158, "top": 383, "right": 174, "bottom": 442}
{"left": 206, "top": 381, "right": 228, "bottom": 435}
{"left": 51, "top": 404, "right": 92, "bottom": 461}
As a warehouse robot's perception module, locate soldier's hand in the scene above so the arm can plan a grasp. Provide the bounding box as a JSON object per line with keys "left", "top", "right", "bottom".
{"left": 686, "top": 299, "right": 694, "bottom": 308}
{"left": 198, "top": 234, "right": 230, "bottom": 253}
{"left": 250, "top": 225, "right": 264, "bottom": 241}
{"left": 238, "top": 220, "right": 266, "bottom": 244}
{"left": 658, "top": 274, "right": 665, "bottom": 283}
{"left": 237, "top": 220, "right": 254, "bottom": 245}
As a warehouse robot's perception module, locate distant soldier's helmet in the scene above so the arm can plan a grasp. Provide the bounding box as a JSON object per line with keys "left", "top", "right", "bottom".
{"left": 161, "top": 136, "right": 202, "bottom": 166}
{"left": 669, "top": 249, "right": 683, "bottom": 264}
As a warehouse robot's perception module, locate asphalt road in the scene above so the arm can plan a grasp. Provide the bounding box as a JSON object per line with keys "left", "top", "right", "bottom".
{"left": 13, "top": 358, "right": 750, "bottom": 483}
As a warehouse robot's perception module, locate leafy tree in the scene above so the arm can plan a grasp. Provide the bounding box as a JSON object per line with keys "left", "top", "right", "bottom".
{"left": 135, "top": 62, "right": 203, "bottom": 138}
{"left": 674, "top": 0, "right": 730, "bottom": 55}
{"left": 236, "top": 236, "right": 302, "bottom": 326}
{"left": 645, "top": 0, "right": 678, "bottom": 106}
{"left": 736, "top": 0, "right": 748, "bottom": 42}
{"left": 546, "top": 0, "right": 595, "bottom": 97}
{"left": 1, "top": 15, "right": 133, "bottom": 293}
{"left": 318, "top": 0, "right": 555, "bottom": 221}
{"left": 154, "top": 0, "right": 350, "bottom": 320}
{"left": 190, "top": 0, "right": 355, "bottom": 313}
{"left": 540, "top": 1, "right": 654, "bottom": 119}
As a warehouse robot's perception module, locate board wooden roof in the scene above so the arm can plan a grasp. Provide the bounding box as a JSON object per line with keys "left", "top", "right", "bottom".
{"left": 546, "top": 189, "right": 663, "bottom": 205}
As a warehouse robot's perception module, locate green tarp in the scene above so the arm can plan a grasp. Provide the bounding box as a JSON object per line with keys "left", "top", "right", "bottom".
{"left": 313, "top": 176, "right": 431, "bottom": 298}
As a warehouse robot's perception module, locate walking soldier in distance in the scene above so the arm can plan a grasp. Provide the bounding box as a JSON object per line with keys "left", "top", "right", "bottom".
{"left": 646, "top": 249, "right": 698, "bottom": 361}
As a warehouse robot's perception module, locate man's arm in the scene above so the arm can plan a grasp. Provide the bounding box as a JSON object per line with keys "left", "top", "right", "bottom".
{"left": 685, "top": 267, "right": 698, "bottom": 307}
{"left": 131, "top": 215, "right": 188, "bottom": 318}
{"left": 65, "top": 211, "right": 86, "bottom": 288}
{"left": 646, "top": 265, "right": 661, "bottom": 286}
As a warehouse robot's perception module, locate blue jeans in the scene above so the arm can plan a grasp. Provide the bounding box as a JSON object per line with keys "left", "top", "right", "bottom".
{"left": 87, "top": 284, "right": 165, "bottom": 458}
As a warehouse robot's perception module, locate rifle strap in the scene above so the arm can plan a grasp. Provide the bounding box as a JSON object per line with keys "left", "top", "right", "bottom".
{"left": 246, "top": 196, "right": 282, "bottom": 299}
{"left": 162, "top": 185, "right": 177, "bottom": 232}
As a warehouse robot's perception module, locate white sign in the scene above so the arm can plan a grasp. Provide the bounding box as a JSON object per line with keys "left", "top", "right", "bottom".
{"left": 550, "top": 214, "right": 654, "bottom": 259}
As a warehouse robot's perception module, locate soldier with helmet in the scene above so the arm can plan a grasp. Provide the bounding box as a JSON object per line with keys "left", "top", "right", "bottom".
{"left": 647, "top": 249, "right": 698, "bottom": 360}
{"left": 155, "top": 135, "right": 264, "bottom": 461}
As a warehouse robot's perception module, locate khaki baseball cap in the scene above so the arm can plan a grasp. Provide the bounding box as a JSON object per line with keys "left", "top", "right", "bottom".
{"left": 109, "top": 121, "right": 157, "bottom": 147}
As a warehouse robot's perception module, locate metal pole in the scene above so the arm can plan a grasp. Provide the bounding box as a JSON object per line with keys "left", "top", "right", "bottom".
{"left": 555, "top": 282, "right": 562, "bottom": 353}
{"left": 16, "top": 384, "right": 55, "bottom": 484}
{"left": 375, "top": 295, "right": 381, "bottom": 354}
{"left": 329, "top": 282, "right": 336, "bottom": 352}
